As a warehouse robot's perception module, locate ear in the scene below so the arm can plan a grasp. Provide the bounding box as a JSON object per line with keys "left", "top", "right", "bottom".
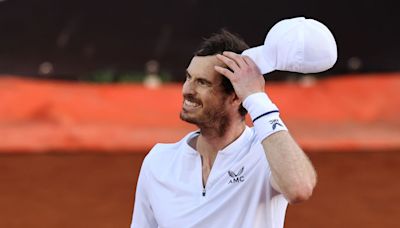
{"left": 228, "top": 92, "right": 242, "bottom": 108}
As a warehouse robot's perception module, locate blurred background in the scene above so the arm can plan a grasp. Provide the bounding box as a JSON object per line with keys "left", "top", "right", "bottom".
{"left": 0, "top": 0, "right": 399, "bottom": 227}
{"left": 0, "top": 0, "right": 399, "bottom": 80}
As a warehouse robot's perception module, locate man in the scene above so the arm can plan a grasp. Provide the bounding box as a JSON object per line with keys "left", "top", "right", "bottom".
{"left": 131, "top": 30, "right": 317, "bottom": 228}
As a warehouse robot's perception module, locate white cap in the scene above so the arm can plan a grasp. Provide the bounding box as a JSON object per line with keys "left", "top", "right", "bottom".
{"left": 242, "top": 17, "right": 337, "bottom": 74}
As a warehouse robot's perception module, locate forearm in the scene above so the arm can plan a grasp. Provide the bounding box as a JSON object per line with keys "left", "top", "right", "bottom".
{"left": 261, "top": 131, "right": 317, "bottom": 204}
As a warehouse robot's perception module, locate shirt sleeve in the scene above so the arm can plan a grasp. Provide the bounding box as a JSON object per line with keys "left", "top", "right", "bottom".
{"left": 130, "top": 158, "right": 158, "bottom": 228}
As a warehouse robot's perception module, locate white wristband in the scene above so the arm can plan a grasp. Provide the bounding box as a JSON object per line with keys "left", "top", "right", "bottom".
{"left": 243, "top": 92, "right": 288, "bottom": 141}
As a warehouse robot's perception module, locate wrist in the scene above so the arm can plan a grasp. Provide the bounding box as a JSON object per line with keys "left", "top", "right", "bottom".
{"left": 243, "top": 92, "right": 279, "bottom": 121}
{"left": 243, "top": 92, "right": 288, "bottom": 141}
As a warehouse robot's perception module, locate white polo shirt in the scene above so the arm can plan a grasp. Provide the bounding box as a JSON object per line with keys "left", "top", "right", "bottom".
{"left": 131, "top": 126, "right": 288, "bottom": 228}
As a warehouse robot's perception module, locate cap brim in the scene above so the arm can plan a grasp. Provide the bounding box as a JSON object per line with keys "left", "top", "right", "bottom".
{"left": 241, "top": 45, "right": 275, "bottom": 74}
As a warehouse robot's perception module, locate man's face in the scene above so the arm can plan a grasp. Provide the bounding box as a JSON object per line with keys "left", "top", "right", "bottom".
{"left": 180, "top": 56, "right": 233, "bottom": 128}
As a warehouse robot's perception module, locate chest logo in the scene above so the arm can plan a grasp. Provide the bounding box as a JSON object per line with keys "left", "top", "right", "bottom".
{"left": 228, "top": 167, "right": 245, "bottom": 184}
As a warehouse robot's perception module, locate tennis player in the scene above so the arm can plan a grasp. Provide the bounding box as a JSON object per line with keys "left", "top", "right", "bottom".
{"left": 130, "top": 29, "right": 317, "bottom": 228}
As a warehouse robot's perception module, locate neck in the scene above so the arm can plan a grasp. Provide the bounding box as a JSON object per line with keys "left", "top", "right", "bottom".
{"left": 196, "top": 118, "right": 246, "bottom": 166}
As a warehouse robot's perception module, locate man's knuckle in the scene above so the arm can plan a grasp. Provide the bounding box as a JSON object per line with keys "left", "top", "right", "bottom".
{"left": 232, "top": 77, "right": 239, "bottom": 82}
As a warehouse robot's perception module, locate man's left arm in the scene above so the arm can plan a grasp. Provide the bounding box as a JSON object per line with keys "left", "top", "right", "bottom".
{"left": 261, "top": 131, "right": 316, "bottom": 203}
{"left": 215, "top": 51, "right": 317, "bottom": 204}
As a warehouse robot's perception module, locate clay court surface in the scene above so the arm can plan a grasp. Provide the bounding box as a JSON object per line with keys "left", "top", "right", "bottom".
{"left": 1, "top": 151, "right": 399, "bottom": 228}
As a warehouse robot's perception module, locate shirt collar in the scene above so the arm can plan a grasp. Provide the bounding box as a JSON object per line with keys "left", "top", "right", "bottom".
{"left": 218, "top": 126, "right": 253, "bottom": 155}
{"left": 184, "top": 126, "right": 253, "bottom": 156}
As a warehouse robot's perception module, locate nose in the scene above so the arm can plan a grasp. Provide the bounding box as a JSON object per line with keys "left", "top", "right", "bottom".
{"left": 182, "top": 78, "right": 195, "bottom": 96}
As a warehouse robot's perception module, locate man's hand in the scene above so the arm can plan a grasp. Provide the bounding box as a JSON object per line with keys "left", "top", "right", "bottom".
{"left": 215, "top": 51, "right": 265, "bottom": 101}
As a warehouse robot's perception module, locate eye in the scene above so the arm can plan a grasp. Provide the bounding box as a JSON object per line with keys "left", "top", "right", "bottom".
{"left": 197, "top": 79, "right": 210, "bottom": 86}
{"left": 197, "top": 79, "right": 206, "bottom": 85}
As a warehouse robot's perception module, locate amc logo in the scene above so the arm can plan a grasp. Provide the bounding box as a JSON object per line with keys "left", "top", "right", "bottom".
{"left": 228, "top": 167, "right": 245, "bottom": 184}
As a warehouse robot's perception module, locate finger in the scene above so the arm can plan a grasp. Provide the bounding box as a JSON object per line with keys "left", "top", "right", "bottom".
{"left": 214, "top": 65, "right": 235, "bottom": 81}
{"left": 243, "top": 56, "right": 262, "bottom": 74}
{"left": 242, "top": 55, "right": 255, "bottom": 66}
{"left": 216, "top": 54, "right": 240, "bottom": 72}
{"left": 223, "top": 51, "right": 247, "bottom": 68}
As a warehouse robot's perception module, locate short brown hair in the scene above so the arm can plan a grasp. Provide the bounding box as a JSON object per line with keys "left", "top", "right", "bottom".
{"left": 195, "top": 29, "right": 249, "bottom": 116}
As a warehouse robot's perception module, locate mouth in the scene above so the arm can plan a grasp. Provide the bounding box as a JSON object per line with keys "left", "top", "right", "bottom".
{"left": 182, "top": 97, "right": 202, "bottom": 111}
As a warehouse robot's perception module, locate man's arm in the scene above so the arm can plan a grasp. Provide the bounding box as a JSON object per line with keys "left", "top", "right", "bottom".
{"left": 131, "top": 160, "right": 158, "bottom": 227}
{"left": 215, "top": 51, "right": 317, "bottom": 204}
{"left": 261, "top": 131, "right": 316, "bottom": 203}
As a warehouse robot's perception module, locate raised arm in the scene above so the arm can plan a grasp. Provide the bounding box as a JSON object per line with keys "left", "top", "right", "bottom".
{"left": 215, "top": 51, "right": 317, "bottom": 204}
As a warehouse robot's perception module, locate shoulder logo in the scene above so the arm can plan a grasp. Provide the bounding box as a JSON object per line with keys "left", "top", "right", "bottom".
{"left": 269, "top": 119, "right": 283, "bottom": 130}
{"left": 228, "top": 166, "right": 245, "bottom": 184}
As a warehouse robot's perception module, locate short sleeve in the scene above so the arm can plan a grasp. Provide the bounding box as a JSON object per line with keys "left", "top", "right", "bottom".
{"left": 130, "top": 158, "right": 158, "bottom": 228}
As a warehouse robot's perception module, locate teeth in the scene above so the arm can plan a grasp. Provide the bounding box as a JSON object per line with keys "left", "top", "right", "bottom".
{"left": 185, "top": 99, "right": 200, "bottom": 107}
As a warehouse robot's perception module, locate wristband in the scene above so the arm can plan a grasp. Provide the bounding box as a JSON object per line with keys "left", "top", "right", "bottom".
{"left": 243, "top": 92, "right": 288, "bottom": 141}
